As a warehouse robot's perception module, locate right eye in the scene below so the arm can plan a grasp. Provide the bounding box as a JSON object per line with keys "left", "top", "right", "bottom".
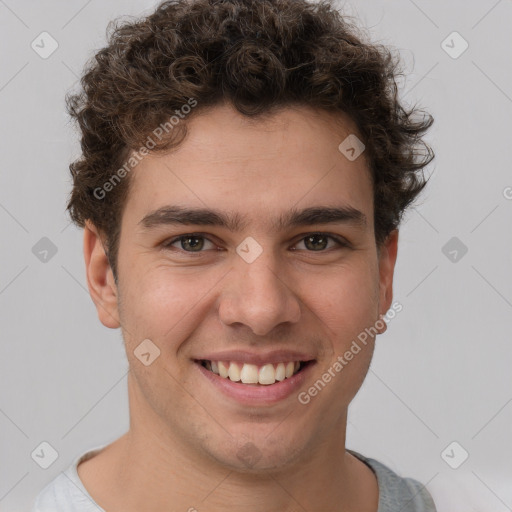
{"left": 161, "top": 233, "right": 218, "bottom": 253}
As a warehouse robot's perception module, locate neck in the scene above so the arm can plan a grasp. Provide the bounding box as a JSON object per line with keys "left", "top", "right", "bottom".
{"left": 79, "top": 374, "right": 378, "bottom": 512}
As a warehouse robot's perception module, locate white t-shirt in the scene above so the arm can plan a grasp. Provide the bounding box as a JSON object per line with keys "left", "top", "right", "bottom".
{"left": 31, "top": 444, "right": 437, "bottom": 512}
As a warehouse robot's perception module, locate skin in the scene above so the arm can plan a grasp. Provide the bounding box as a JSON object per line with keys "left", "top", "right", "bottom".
{"left": 79, "top": 102, "right": 398, "bottom": 512}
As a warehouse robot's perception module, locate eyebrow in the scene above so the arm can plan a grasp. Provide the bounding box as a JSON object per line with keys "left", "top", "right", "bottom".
{"left": 138, "top": 204, "right": 367, "bottom": 232}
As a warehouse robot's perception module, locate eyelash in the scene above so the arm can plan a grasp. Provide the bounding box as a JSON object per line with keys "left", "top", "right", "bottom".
{"left": 161, "top": 232, "right": 350, "bottom": 255}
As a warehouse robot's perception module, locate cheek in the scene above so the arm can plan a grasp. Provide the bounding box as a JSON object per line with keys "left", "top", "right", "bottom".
{"left": 118, "top": 249, "right": 380, "bottom": 356}
{"left": 306, "top": 268, "right": 379, "bottom": 406}
{"left": 118, "top": 266, "right": 218, "bottom": 350}
{"left": 307, "top": 258, "right": 380, "bottom": 337}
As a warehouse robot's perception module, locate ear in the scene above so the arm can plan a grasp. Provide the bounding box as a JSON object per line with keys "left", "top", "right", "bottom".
{"left": 83, "top": 220, "right": 120, "bottom": 329}
{"left": 376, "top": 229, "right": 399, "bottom": 333}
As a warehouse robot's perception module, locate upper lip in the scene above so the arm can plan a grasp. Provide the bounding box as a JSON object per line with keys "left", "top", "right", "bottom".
{"left": 193, "top": 350, "right": 316, "bottom": 366}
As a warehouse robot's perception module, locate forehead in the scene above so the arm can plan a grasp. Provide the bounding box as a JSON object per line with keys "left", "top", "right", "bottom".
{"left": 124, "top": 103, "right": 373, "bottom": 231}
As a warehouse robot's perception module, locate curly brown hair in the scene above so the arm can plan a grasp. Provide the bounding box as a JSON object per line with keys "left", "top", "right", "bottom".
{"left": 66, "top": 0, "right": 434, "bottom": 282}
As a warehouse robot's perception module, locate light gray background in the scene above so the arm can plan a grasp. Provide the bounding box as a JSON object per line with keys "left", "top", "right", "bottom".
{"left": 1, "top": 0, "right": 511, "bottom": 511}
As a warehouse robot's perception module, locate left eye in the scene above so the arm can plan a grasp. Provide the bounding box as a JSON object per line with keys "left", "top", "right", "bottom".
{"left": 293, "top": 233, "right": 347, "bottom": 252}
{"left": 162, "top": 233, "right": 347, "bottom": 253}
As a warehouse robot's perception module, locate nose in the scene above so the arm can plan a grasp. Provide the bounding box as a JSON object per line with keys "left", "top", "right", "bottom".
{"left": 218, "top": 250, "right": 301, "bottom": 336}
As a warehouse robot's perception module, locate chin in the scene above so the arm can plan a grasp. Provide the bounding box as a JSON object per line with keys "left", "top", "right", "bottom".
{"left": 204, "top": 431, "right": 307, "bottom": 474}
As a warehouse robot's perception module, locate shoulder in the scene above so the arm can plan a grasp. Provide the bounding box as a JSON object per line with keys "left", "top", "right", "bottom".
{"left": 31, "top": 472, "right": 84, "bottom": 512}
{"left": 347, "top": 449, "right": 437, "bottom": 512}
{"left": 30, "top": 446, "right": 107, "bottom": 512}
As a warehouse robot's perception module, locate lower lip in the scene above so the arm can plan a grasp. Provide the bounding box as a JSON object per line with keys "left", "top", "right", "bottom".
{"left": 194, "top": 361, "right": 315, "bottom": 405}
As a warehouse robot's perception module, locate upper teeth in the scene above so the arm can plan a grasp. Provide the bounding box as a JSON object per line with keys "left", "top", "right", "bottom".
{"left": 203, "top": 360, "right": 302, "bottom": 385}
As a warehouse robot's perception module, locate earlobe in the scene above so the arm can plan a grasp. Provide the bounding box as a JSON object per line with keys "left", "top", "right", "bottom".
{"left": 377, "top": 229, "right": 399, "bottom": 333}
{"left": 83, "top": 220, "right": 120, "bottom": 329}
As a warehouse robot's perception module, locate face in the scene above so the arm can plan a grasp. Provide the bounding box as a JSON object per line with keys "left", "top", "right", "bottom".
{"left": 85, "top": 102, "right": 398, "bottom": 472}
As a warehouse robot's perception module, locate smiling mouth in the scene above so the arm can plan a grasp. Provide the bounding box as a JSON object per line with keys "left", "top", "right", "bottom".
{"left": 195, "top": 359, "right": 314, "bottom": 386}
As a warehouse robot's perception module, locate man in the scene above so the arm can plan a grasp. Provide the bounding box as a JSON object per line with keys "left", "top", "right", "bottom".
{"left": 32, "top": 0, "right": 436, "bottom": 510}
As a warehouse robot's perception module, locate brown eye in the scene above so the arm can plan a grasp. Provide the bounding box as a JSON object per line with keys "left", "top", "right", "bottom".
{"left": 163, "top": 234, "right": 215, "bottom": 252}
{"left": 181, "top": 236, "right": 204, "bottom": 251}
{"left": 294, "top": 233, "right": 348, "bottom": 252}
{"left": 304, "top": 234, "right": 329, "bottom": 251}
